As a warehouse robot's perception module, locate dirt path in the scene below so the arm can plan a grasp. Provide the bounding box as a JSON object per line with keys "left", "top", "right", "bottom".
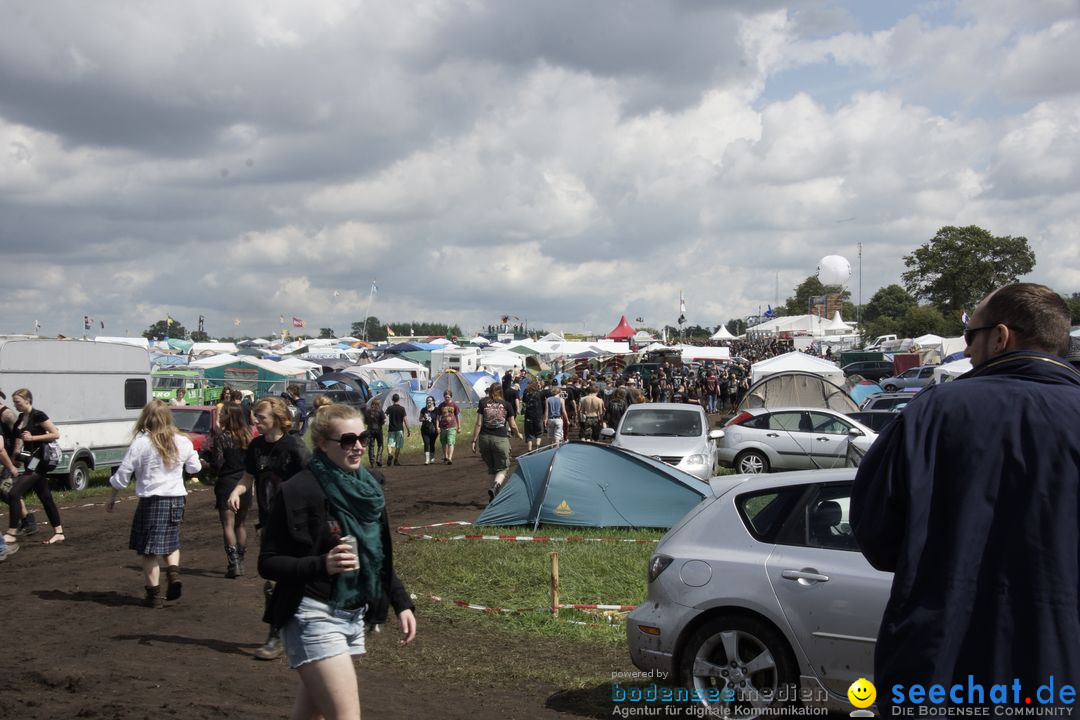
{"left": 3, "top": 438, "right": 601, "bottom": 719}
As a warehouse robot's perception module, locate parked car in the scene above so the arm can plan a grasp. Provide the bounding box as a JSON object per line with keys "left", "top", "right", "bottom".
{"left": 626, "top": 469, "right": 891, "bottom": 717}
{"left": 717, "top": 407, "right": 877, "bottom": 474}
{"left": 839, "top": 360, "right": 894, "bottom": 381}
{"left": 878, "top": 365, "right": 936, "bottom": 392}
{"left": 601, "top": 403, "right": 722, "bottom": 480}
{"left": 859, "top": 392, "right": 917, "bottom": 412}
{"left": 171, "top": 405, "right": 218, "bottom": 454}
{"left": 845, "top": 410, "right": 900, "bottom": 433}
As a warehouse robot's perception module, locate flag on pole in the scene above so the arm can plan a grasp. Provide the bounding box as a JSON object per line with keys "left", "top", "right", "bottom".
{"left": 100, "top": 320, "right": 105, "bottom": 329}
{"left": 34, "top": 320, "right": 41, "bottom": 333}
{"left": 292, "top": 317, "right": 305, "bottom": 328}
{"left": 279, "top": 315, "right": 285, "bottom": 325}
{"left": 961, "top": 311, "right": 970, "bottom": 325}
{"left": 84, "top": 315, "right": 92, "bottom": 330}
{"left": 765, "top": 305, "right": 775, "bottom": 319}
{"left": 386, "top": 325, "right": 396, "bottom": 337}
{"left": 333, "top": 290, "right": 340, "bottom": 298}
{"left": 680, "top": 291, "right": 686, "bottom": 315}
{"left": 234, "top": 318, "right": 241, "bottom": 326}
{"left": 371, "top": 280, "right": 378, "bottom": 295}
{"left": 166, "top": 315, "right": 174, "bottom": 327}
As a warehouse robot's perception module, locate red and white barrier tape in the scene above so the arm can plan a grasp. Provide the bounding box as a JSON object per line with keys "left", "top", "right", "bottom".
{"left": 422, "top": 594, "right": 636, "bottom": 616}
{"left": 397, "top": 522, "right": 658, "bottom": 544}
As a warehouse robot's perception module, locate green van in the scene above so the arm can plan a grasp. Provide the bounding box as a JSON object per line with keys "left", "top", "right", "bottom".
{"left": 151, "top": 369, "right": 224, "bottom": 406}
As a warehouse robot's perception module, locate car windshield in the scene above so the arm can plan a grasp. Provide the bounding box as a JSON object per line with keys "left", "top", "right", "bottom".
{"left": 152, "top": 377, "right": 185, "bottom": 390}
{"left": 172, "top": 409, "right": 211, "bottom": 433}
{"left": 620, "top": 409, "right": 702, "bottom": 437}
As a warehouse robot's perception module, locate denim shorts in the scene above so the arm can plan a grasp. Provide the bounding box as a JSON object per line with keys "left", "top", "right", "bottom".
{"left": 282, "top": 596, "right": 367, "bottom": 669}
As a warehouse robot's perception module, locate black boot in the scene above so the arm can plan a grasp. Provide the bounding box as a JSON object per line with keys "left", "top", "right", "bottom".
{"left": 18, "top": 512, "right": 38, "bottom": 537}
{"left": 236, "top": 545, "right": 246, "bottom": 577}
{"left": 225, "top": 545, "right": 240, "bottom": 579}
{"left": 144, "top": 585, "right": 163, "bottom": 609}
{"left": 165, "top": 565, "right": 182, "bottom": 601}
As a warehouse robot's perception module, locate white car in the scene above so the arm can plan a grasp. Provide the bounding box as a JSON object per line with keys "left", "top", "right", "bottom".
{"left": 717, "top": 407, "right": 877, "bottom": 474}
{"left": 602, "top": 403, "right": 723, "bottom": 480}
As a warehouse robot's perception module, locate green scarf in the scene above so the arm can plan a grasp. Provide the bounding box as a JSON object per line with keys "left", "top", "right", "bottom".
{"left": 309, "top": 452, "right": 385, "bottom": 610}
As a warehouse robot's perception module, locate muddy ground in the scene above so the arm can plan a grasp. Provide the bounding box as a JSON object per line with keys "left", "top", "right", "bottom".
{"left": 2, "top": 436, "right": 644, "bottom": 719}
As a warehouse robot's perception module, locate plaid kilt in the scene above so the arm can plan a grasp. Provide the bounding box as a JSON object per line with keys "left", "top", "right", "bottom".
{"left": 129, "top": 496, "right": 186, "bottom": 556}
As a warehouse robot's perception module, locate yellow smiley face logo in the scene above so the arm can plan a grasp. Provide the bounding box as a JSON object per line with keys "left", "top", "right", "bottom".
{"left": 848, "top": 678, "right": 876, "bottom": 709}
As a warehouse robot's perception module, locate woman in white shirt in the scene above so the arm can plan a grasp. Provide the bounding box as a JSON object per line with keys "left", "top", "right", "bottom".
{"left": 107, "top": 401, "right": 201, "bottom": 608}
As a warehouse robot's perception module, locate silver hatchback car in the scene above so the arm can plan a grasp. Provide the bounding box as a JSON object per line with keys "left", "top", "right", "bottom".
{"left": 626, "top": 469, "right": 891, "bottom": 716}
{"left": 602, "top": 403, "right": 723, "bottom": 480}
{"left": 717, "top": 407, "right": 877, "bottom": 474}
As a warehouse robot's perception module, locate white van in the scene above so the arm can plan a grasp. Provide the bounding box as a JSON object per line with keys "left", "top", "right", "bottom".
{"left": 0, "top": 338, "right": 151, "bottom": 491}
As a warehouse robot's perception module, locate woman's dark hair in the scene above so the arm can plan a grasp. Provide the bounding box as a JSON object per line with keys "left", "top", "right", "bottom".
{"left": 219, "top": 406, "right": 251, "bottom": 449}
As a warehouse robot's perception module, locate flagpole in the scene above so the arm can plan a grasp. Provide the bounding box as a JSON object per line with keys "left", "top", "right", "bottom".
{"left": 362, "top": 279, "right": 376, "bottom": 342}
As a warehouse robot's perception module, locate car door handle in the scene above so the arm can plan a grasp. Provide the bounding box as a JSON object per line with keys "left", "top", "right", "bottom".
{"left": 765, "top": 433, "right": 779, "bottom": 437}
{"left": 815, "top": 437, "right": 831, "bottom": 441}
{"left": 782, "top": 569, "right": 830, "bottom": 583}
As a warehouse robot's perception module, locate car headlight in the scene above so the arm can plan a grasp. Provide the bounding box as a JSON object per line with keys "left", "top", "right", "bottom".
{"left": 685, "top": 454, "right": 706, "bottom": 465}
{"left": 647, "top": 554, "right": 673, "bottom": 583}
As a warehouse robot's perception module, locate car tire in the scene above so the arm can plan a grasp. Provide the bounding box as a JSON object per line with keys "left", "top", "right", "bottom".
{"left": 734, "top": 450, "right": 769, "bottom": 474}
{"left": 883, "top": 384, "right": 898, "bottom": 392}
{"left": 679, "top": 615, "right": 799, "bottom": 718}
{"left": 67, "top": 459, "right": 91, "bottom": 492}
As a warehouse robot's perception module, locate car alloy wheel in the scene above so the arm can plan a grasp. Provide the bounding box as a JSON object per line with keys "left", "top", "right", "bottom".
{"left": 735, "top": 450, "right": 769, "bottom": 474}
{"left": 679, "top": 615, "right": 798, "bottom": 719}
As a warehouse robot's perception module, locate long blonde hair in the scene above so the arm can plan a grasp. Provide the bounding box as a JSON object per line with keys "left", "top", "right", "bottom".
{"left": 133, "top": 400, "right": 181, "bottom": 467}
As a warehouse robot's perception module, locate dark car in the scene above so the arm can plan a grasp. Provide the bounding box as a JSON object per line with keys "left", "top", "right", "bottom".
{"left": 845, "top": 410, "right": 900, "bottom": 433}
{"left": 840, "top": 360, "right": 895, "bottom": 381}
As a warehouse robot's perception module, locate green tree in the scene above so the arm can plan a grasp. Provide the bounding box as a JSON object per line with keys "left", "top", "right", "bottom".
{"left": 725, "top": 318, "right": 747, "bottom": 336}
{"left": 350, "top": 317, "right": 386, "bottom": 342}
{"left": 863, "top": 285, "right": 917, "bottom": 324}
{"left": 782, "top": 275, "right": 849, "bottom": 316}
{"left": 902, "top": 225, "right": 1036, "bottom": 332}
{"left": 895, "top": 304, "right": 950, "bottom": 338}
{"left": 319, "top": 327, "right": 335, "bottom": 339}
{"left": 190, "top": 330, "right": 210, "bottom": 342}
{"left": 1064, "top": 292, "right": 1080, "bottom": 324}
{"left": 143, "top": 319, "right": 188, "bottom": 340}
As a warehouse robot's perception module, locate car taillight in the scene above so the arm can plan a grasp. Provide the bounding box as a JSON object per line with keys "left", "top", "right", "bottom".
{"left": 725, "top": 411, "right": 753, "bottom": 427}
{"left": 647, "top": 554, "right": 673, "bottom": 583}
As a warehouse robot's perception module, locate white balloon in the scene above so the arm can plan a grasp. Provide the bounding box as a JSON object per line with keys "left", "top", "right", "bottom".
{"left": 817, "top": 255, "right": 851, "bottom": 286}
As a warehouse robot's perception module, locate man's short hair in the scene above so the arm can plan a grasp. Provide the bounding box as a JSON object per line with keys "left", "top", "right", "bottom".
{"left": 392, "top": 393, "right": 400, "bottom": 402}
{"left": 981, "top": 283, "right": 1070, "bottom": 355}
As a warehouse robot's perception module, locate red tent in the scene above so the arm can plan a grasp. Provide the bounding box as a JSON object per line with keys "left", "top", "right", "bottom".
{"left": 606, "top": 315, "right": 636, "bottom": 340}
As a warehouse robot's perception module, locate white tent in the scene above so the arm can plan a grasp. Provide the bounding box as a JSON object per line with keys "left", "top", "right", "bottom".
{"left": 633, "top": 330, "right": 657, "bottom": 342}
{"left": 479, "top": 351, "right": 527, "bottom": 373}
{"left": 189, "top": 353, "right": 239, "bottom": 368}
{"left": 643, "top": 342, "right": 668, "bottom": 353}
{"left": 824, "top": 312, "right": 853, "bottom": 335}
{"left": 278, "top": 356, "right": 323, "bottom": 373}
{"left": 347, "top": 357, "right": 429, "bottom": 384}
{"left": 94, "top": 336, "right": 150, "bottom": 349}
{"left": 913, "top": 334, "right": 944, "bottom": 348}
{"left": 538, "top": 332, "right": 565, "bottom": 342}
{"left": 191, "top": 342, "right": 238, "bottom": 356}
{"left": 710, "top": 325, "right": 735, "bottom": 341}
{"left": 750, "top": 351, "right": 844, "bottom": 385}
{"left": 748, "top": 314, "right": 829, "bottom": 337}
{"left": 428, "top": 338, "right": 454, "bottom": 346}
{"left": 468, "top": 335, "right": 491, "bottom": 346}
{"left": 678, "top": 345, "right": 731, "bottom": 362}
{"left": 934, "top": 357, "right": 972, "bottom": 384}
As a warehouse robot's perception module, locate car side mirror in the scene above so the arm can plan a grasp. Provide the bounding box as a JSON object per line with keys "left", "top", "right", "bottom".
{"left": 708, "top": 429, "right": 724, "bottom": 440}
{"left": 600, "top": 427, "right": 615, "bottom": 439}
{"left": 848, "top": 427, "right": 864, "bottom": 438}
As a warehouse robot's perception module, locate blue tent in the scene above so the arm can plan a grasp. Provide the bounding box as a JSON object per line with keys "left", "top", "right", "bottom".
{"left": 475, "top": 442, "right": 711, "bottom": 529}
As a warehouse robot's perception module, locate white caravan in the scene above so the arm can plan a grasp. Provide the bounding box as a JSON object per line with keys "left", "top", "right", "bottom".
{"left": 0, "top": 338, "right": 151, "bottom": 491}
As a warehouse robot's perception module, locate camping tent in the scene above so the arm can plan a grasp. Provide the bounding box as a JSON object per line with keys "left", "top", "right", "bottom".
{"left": 428, "top": 371, "right": 495, "bottom": 406}
{"left": 737, "top": 371, "right": 859, "bottom": 413}
{"left": 475, "top": 442, "right": 711, "bottom": 529}
{"left": 199, "top": 356, "right": 308, "bottom": 396}
{"left": 367, "top": 384, "right": 421, "bottom": 425}
{"left": 824, "top": 312, "right": 853, "bottom": 336}
{"left": 934, "top": 357, "right": 972, "bottom": 384}
{"left": 478, "top": 351, "right": 526, "bottom": 373}
{"left": 710, "top": 325, "right": 735, "bottom": 341}
{"left": 605, "top": 316, "right": 636, "bottom": 341}
{"left": 348, "top": 357, "right": 429, "bottom": 384}
{"left": 750, "top": 351, "right": 844, "bottom": 385}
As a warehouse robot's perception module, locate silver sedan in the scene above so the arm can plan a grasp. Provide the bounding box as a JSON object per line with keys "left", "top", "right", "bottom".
{"left": 626, "top": 469, "right": 890, "bottom": 717}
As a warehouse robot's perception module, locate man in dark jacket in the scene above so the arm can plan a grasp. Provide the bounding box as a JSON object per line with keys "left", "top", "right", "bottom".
{"left": 851, "top": 283, "right": 1080, "bottom": 710}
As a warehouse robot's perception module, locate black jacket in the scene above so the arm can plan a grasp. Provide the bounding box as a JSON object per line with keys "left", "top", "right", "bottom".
{"left": 258, "top": 469, "right": 414, "bottom": 630}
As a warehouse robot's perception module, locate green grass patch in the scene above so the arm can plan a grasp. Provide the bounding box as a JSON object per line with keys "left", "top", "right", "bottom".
{"left": 385, "top": 523, "right": 664, "bottom": 689}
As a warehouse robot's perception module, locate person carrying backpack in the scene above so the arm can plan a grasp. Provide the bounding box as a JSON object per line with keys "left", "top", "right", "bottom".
{"left": 606, "top": 387, "right": 629, "bottom": 431}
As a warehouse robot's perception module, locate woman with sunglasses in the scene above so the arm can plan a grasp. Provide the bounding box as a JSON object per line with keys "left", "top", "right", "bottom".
{"left": 260, "top": 403, "right": 416, "bottom": 718}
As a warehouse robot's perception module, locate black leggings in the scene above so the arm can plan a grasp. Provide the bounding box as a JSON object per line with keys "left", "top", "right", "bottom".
{"left": 367, "top": 429, "right": 384, "bottom": 464}
{"left": 421, "top": 429, "right": 437, "bottom": 454}
{"left": 8, "top": 468, "right": 61, "bottom": 530}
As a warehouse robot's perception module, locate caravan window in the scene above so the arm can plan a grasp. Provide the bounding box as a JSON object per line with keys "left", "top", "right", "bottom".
{"left": 125, "top": 379, "right": 148, "bottom": 409}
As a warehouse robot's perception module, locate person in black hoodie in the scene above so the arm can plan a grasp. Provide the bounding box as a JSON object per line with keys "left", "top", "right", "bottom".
{"left": 260, "top": 403, "right": 415, "bottom": 718}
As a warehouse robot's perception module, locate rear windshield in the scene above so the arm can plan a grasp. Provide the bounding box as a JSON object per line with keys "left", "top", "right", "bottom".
{"left": 172, "top": 410, "right": 211, "bottom": 433}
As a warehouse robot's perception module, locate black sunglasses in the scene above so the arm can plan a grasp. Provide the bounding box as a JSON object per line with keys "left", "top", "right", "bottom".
{"left": 334, "top": 432, "right": 368, "bottom": 449}
{"left": 963, "top": 324, "right": 998, "bottom": 345}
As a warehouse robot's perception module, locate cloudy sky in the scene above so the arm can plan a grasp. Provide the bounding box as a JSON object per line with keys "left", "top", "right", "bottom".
{"left": 3, "top": 0, "right": 1079, "bottom": 339}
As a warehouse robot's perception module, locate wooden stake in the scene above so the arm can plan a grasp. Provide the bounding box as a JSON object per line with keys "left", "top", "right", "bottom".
{"left": 550, "top": 551, "right": 560, "bottom": 618}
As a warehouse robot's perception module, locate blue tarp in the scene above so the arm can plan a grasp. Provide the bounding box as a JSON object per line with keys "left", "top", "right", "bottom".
{"left": 475, "top": 442, "right": 711, "bottom": 529}
{"left": 849, "top": 380, "right": 883, "bottom": 406}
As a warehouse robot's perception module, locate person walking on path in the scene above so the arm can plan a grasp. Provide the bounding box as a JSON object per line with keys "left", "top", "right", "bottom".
{"left": 259, "top": 403, "right": 416, "bottom": 719}
{"left": 436, "top": 390, "right": 460, "bottom": 464}
{"left": 4, "top": 388, "right": 64, "bottom": 548}
{"left": 472, "top": 384, "right": 521, "bottom": 500}
{"left": 851, "top": 283, "right": 1080, "bottom": 712}
{"left": 227, "top": 396, "right": 311, "bottom": 660}
{"left": 578, "top": 384, "right": 605, "bottom": 442}
{"left": 419, "top": 396, "right": 439, "bottom": 465}
{"left": 384, "top": 394, "right": 410, "bottom": 467}
{"left": 107, "top": 400, "right": 201, "bottom": 608}
{"left": 521, "top": 380, "right": 545, "bottom": 452}
{"left": 542, "top": 380, "right": 567, "bottom": 446}
{"left": 364, "top": 399, "right": 386, "bottom": 468}
{"left": 209, "top": 405, "right": 253, "bottom": 578}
